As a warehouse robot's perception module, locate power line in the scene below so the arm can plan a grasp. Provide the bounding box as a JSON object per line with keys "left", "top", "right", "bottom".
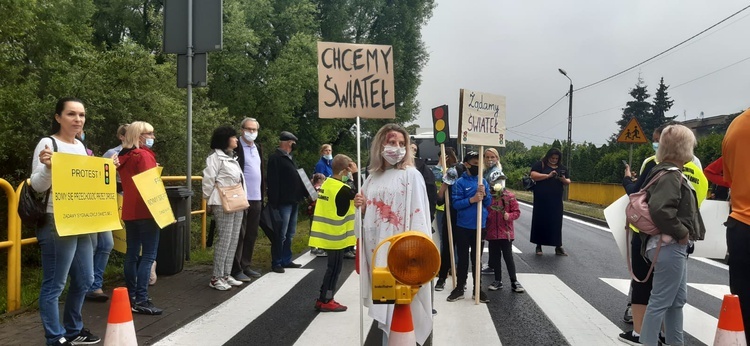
{"left": 671, "top": 55, "right": 750, "bottom": 89}
{"left": 507, "top": 94, "right": 567, "bottom": 129}
{"left": 574, "top": 4, "right": 750, "bottom": 93}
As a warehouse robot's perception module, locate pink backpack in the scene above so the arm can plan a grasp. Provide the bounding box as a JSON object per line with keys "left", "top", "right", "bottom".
{"left": 625, "top": 167, "right": 680, "bottom": 236}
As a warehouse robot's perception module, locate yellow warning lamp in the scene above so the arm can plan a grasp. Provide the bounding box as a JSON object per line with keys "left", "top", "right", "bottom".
{"left": 371, "top": 231, "right": 440, "bottom": 305}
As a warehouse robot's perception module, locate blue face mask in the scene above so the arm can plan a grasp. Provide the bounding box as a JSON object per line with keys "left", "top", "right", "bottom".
{"left": 323, "top": 154, "right": 333, "bottom": 160}
{"left": 80, "top": 132, "right": 86, "bottom": 141}
{"left": 144, "top": 138, "right": 154, "bottom": 148}
{"left": 652, "top": 142, "right": 659, "bottom": 152}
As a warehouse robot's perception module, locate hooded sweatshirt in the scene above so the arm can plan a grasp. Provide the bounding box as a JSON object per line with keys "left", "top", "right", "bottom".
{"left": 118, "top": 146, "right": 157, "bottom": 220}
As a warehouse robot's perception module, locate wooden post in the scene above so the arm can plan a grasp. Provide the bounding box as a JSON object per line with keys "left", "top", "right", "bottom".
{"left": 440, "top": 143, "right": 458, "bottom": 288}
{"left": 474, "top": 146, "right": 484, "bottom": 304}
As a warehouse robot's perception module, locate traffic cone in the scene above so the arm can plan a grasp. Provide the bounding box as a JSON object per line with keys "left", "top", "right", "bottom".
{"left": 714, "top": 294, "right": 747, "bottom": 346}
{"left": 104, "top": 287, "right": 137, "bottom": 346}
{"left": 389, "top": 304, "right": 416, "bottom": 346}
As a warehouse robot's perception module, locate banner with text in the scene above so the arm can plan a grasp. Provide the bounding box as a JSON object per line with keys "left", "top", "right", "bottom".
{"left": 132, "top": 167, "right": 175, "bottom": 229}
{"left": 51, "top": 153, "right": 121, "bottom": 236}
{"left": 113, "top": 194, "right": 127, "bottom": 253}
{"left": 458, "top": 89, "right": 506, "bottom": 146}
{"left": 317, "top": 41, "right": 395, "bottom": 119}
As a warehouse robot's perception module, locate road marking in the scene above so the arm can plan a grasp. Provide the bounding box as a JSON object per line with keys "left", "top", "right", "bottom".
{"left": 432, "top": 278, "right": 503, "bottom": 345}
{"left": 518, "top": 273, "right": 621, "bottom": 345}
{"left": 153, "top": 268, "right": 314, "bottom": 346}
{"left": 600, "top": 278, "right": 720, "bottom": 345}
{"left": 294, "top": 272, "right": 373, "bottom": 346}
{"left": 687, "top": 283, "right": 731, "bottom": 300}
{"left": 690, "top": 256, "right": 729, "bottom": 271}
{"left": 482, "top": 243, "right": 522, "bottom": 254}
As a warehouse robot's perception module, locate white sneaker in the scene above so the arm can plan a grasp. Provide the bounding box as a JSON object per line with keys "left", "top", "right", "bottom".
{"left": 224, "top": 275, "right": 243, "bottom": 286}
{"left": 210, "top": 277, "right": 231, "bottom": 291}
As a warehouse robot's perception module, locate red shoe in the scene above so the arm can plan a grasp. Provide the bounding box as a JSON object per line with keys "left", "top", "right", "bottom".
{"left": 314, "top": 299, "right": 323, "bottom": 311}
{"left": 318, "top": 299, "right": 347, "bottom": 312}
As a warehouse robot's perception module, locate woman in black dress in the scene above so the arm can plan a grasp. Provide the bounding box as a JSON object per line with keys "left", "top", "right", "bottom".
{"left": 529, "top": 148, "right": 571, "bottom": 255}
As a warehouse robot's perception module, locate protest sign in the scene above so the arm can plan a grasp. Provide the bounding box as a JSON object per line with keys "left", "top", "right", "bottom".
{"left": 458, "top": 89, "right": 506, "bottom": 146}
{"left": 132, "top": 167, "right": 176, "bottom": 229}
{"left": 51, "top": 153, "right": 122, "bottom": 236}
{"left": 113, "top": 194, "right": 127, "bottom": 253}
{"left": 317, "top": 41, "right": 395, "bottom": 119}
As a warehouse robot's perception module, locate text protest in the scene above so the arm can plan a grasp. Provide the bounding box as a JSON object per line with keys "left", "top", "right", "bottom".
{"left": 132, "top": 167, "right": 175, "bottom": 229}
{"left": 50, "top": 153, "right": 122, "bottom": 236}
{"left": 459, "top": 89, "right": 507, "bottom": 146}
{"left": 318, "top": 41, "right": 395, "bottom": 119}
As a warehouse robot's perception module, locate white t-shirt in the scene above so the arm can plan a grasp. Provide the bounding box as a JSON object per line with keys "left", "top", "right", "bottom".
{"left": 30, "top": 136, "right": 88, "bottom": 212}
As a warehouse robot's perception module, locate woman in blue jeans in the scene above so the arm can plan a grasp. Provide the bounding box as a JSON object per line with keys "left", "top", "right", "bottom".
{"left": 31, "top": 97, "right": 101, "bottom": 345}
{"left": 117, "top": 121, "right": 163, "bottom": 315}
{"left": 638, "top": 125, "right": 706, "bottom": 346}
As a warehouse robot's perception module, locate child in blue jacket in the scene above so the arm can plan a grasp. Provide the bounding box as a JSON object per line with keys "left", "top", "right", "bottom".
{"left": 447, "top": 151, "right": 492, "bottom": 303}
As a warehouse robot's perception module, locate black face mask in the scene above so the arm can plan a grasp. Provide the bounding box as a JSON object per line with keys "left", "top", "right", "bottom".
{"left": 468, "top": 164, "right": 479, "bottom": 176}
{"left": 290, "top": 142, "right": 297, "bottom": 152}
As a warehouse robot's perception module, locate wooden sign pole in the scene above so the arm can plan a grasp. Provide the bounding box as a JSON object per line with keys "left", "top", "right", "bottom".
{"left": 440, "top": 143, "right": 458, "bottom": 288}
{"left": 474, "top": 145, "right": 484, "bottom": 305}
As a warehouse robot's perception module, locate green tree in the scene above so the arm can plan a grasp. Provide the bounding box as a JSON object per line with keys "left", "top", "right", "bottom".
{"left": 649, "top": 77, "right": 676, "bottom": 135}
{"left": 615, "top": 77, "right": 652, "bottom": 141}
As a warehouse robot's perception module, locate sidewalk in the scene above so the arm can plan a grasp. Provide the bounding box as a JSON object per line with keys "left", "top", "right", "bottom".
{"left": 0, "top": 263, "right": 249, "bottom": 345}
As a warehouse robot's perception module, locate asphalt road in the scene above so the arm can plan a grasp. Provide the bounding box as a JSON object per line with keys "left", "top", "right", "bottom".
{"left": 154, "top": 202, "right": 730, "bottom": 346}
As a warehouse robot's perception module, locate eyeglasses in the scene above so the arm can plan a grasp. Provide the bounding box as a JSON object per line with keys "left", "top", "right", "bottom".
{"left": 242, "top": 127, "right": 258, "bottom": 132}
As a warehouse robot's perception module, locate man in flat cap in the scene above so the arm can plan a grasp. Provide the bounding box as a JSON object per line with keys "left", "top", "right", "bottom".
{"left": 267, "top": 131, "right": 305, "bottom": 273}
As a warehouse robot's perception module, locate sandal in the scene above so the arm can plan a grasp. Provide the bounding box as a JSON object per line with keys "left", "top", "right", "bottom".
{"left": 535, "top": 246, "right": 543, "bottom": 256}
{"left": 555, "top": 247, "right": 568, "bottom": 256}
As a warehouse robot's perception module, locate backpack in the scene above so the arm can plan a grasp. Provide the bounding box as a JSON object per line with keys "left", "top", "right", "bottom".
{"left": 625, "top": 167, "right": 680, "bottom": 236}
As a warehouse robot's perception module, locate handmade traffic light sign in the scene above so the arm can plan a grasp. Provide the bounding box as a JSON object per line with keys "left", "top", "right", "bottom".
{"left": 431, "top": 105, "right": 449, "bottom": 145}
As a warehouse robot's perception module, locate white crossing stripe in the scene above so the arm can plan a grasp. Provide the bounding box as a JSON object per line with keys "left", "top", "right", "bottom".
{"left": 481, "top": 242, "right": 522, "bottom": 254}
{"left": 154, "top": 254, "right": 317, "bottom": 346}
{"left": 432, "top": 278, "right": 503, "bottom": 345}
{"left": 518, "top": 273, "right": 622, "bottom": 345}
{"left": 293, "top": 272, "right": 374, "bottom": 346}
{"left": 600, "top": 278, "right": 723, "bottom": 345}
{"left": 687, "top": 283, "right": 731, "bottom": 300}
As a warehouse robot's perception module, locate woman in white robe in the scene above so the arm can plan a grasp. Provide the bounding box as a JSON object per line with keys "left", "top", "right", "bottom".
{"left": 355, "top": 123, "right": 433, "bottom": 345}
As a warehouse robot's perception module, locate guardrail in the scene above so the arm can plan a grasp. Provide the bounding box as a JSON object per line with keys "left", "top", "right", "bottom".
{"left": 569, "top": 182, "right": 625, "bottom": 206}
{"left": 2, "top": 176, "right": 207, "bottom": 313}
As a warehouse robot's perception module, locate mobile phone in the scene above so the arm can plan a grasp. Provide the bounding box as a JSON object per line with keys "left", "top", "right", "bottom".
{"left": 622, "top": 160, "right": 628, "bottom": 166}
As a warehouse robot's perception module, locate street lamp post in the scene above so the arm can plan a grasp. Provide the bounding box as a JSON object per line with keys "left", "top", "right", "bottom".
{"left": 558, "top": 68, "right": 573, "bottom": 200}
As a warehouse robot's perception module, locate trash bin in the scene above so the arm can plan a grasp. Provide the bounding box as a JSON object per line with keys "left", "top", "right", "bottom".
{"left": 156, "top": 186, "right": 194, "bottom": 275}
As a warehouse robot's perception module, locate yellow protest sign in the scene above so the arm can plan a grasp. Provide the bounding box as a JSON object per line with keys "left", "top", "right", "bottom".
{"left": 617, "top": 118, "right": 648, "bottom": 144}
{"left": 51, "top": 153, "right": 122, "bottom": 236}
{"left": 112, "top": 194, "right": 127, "bottom": 253}
{"left": 131, "top": 166, "right": 175, "bottom": 229}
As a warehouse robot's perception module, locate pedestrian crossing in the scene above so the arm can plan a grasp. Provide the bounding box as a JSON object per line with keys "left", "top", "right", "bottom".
{"left": 153, "top": 252, "right": 729, "bottom": 346}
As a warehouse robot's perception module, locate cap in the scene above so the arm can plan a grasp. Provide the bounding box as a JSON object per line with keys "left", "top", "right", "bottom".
{"left": 279, "top": 131, "right": 298, "bottom": 141}
{"left": 463, "top": 151, "right": 479, "bottom": 163}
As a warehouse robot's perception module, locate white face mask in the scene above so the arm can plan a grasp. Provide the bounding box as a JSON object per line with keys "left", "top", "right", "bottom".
{"left": 323, "top": 154, "right": 333, "bottom": 160}
{"left": 382, "top": 145, "right": 406, "bottom": 165}
{"left": 243, "top": 131, "right": 257, "bottom": 142}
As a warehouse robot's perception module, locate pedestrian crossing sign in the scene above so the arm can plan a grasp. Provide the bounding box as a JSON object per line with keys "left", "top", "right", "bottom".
{"left": 616, "top": 118, "right": 648, "bottom": 144}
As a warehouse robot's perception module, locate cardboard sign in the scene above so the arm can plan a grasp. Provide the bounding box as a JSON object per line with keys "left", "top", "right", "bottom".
{"left": 317, "top": 41, "right": 395, "bottom": 119}
{"left": 112, "top": 194, "right": 127, "bottom": 253}
{"left": 617, "top": 118, "right": 648, "bottom": 144}
{"left": 132, "top": 167, "right": 176, "bottom": 229}
{"left": 51, "top": 153, "right": 122, "bottom": 236}
{"left": 458, "top": 89, "right": 506, "bottom": 146}
{"left": 298, "top": 168, "right": 318, "bottom": 201}
{"left": 605, "top": 195, "right": 729, "bottom": 263}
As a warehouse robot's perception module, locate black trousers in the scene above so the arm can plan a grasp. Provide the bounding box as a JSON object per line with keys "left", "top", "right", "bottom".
{"left": 454, "top": 227, "right": 482, "bottom": 289}
{"left": 487, "top": 239, "right": 517, "bottom": 283}
{"left": 320, "top": 249, "right": 345, "bottom": 302}
{"left": 727, "top": 216, "right": 750, "bottom": 342}
{"left": 232, "top": 201, "right": 261, "bottom": 275}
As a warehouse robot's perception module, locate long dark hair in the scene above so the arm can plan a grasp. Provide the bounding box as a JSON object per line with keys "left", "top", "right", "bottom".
{"left": 542, "top": 148, "right": 563, "bottom": 167}
{"left": 50, "top": 97, "right": 84, "bottom": 134}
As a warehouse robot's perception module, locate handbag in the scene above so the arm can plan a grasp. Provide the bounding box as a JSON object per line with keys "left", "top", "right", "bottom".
{"left": 17, "top": 180, "right": 50, "bottom": 226}
{"left": 522, "top": 174, "right": 535, "bottom": 191}
{"left": 218, "top": 184, "right": 249, "bottom": 212}
{"left": 625, "top": 167, "right": 680, "bottom": 236}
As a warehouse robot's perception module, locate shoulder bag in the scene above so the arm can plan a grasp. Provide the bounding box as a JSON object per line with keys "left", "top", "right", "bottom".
{"left": 18, "top": 137, "right": 58, "bottom": 226}
{"left": 216, "top": 156, "right": 249, "bottom": 213}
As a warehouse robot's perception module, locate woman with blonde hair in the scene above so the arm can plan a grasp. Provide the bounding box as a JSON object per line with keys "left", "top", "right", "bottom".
{"left": 484, "top": 148, "right": 506, "bottom": 188}
{"left": 118, "top": 121, "right": 163, "bottom": 315}
{"left": 314, "top": 144, "right": 333, "bottom": 177}
{"left": 353, "top": 123, "right": 432, "bottom": 345}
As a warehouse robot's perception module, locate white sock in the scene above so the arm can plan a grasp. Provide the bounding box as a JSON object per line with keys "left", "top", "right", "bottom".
{"left": 631, "top": 331, "right": 640, "bottom": 337}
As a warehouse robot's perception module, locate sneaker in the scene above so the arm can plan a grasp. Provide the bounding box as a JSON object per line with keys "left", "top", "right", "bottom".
{"left": 272, "top": 266, "right": 285, "bottom": 273}
{"left": 311, "top": 248, "right": 328, "bottom": 257}
{"left": 318, "top": 299, "right": 347, "bottom": 312}
{"left": 432, "top": 308, "right": 438, "bottom": 315}
{"left": 283, "top": 262, "right": 302, "bottom": 269}
{"left": 555, "top": 247, "right": 568, "bottom": 256}
{"left": 481, "top": 266, "right": 494, "bottom": 275}
{"left": 244, "top": 268, "right": 262, "bottom": 278}
{"left": 132, "top": 300, "right": 163, "bottom": 315}
{"left": 233, "top": 272, "right": 252, "bottom": 282}
{"left": 68, "top": 328, "right": 101, "bottom": 345}
{"left": 435, "top": 279, "right": 446, "bottom": 291}
{"left": 446, "top": 287, "right": 464, "bottom": 302}
{"left": 210, "top": 277, "right": 232, "bottom": 291}
{"left": 472, "top": 290, "right": 490, "bottom": 303}
{"left": 658, "top": 333, "right": 669, "bottom": 346}
{"left": 55, "top": 337, "right": 72, "bottom": 345}
{"left": 343, "top": 250, "right": 356, "bottom": 259}
{"left": 314, "top": 299, "right": 323, "bottom": 311}
{"left": 618, "top": 330, "right": 641, "bottom": 346}
{"left": 623, "top": 304, "right": 633, "bottom": 324}
{"left": 224, "top": 275, "right": 243, "bottom": 286}
{"left": 85, "top": 291, "right": 109, "bottom": 302}
{"left": 488, "top": 281, "right": 503, "bottom": 291}
{"left": 511, "top": 281, "right": 525, "bottom": 293}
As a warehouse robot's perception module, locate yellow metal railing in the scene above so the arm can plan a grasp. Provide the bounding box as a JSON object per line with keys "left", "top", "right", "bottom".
{"left": 569, "top": 182, "right": 626, "bottom": 206}
{"left": 2, "top": 176, "right": 207, "bottom": 313}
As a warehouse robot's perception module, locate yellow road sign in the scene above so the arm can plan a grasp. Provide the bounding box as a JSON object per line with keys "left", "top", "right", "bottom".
{"left": 617, "top": 118, "right": 648, "bottom": 144}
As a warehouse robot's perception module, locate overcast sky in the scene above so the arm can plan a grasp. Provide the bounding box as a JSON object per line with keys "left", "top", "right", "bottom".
{"left": 412, "top": 0, "right": 750, "bottom": 148}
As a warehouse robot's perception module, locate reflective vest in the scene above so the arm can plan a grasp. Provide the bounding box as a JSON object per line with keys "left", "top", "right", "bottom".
{"left": 308, "top": 178, "right": 356, "bottom": 250}
{"left": 640, "top": 156, "right": 708, "bottom": 206}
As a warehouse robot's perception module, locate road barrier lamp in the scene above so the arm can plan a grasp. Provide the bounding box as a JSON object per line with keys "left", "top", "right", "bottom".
{"left": 558, "top": 68, "right": 573, "bottom": 201}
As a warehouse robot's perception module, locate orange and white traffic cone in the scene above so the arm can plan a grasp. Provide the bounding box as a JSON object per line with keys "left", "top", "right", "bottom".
{"left": 104, "top": 287, "right": 137, "bottom": 346}
{"left": 714, "top": 294, "right": 747, "bottom": 346}
{"left": 389, "top": 304, "right": 416, "bottom": 346}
